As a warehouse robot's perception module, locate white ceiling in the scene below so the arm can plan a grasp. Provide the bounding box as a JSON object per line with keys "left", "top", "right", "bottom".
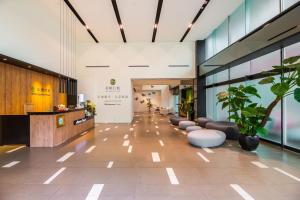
{"left": 70, "top": 0, "right": 243, "bottom": 43}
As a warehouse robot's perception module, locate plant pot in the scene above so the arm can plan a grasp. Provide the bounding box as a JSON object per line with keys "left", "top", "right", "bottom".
{"left": 239, "top": 135, "right": 259, "bottom": 151}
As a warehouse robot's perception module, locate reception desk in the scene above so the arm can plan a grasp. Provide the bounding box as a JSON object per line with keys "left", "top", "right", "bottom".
{"left": 29, "top": 109, "right": 94, "bottom": 147}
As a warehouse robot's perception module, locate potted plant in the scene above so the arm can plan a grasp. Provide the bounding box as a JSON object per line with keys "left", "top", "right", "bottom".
{"left": 179, "top": 100, "right": 192, "bottom": 119}
{"left": 217, "top": 55, "right": 300, "bottom": 151}
{"left": 217, "top": 85, "right": 267, "bottom": 151}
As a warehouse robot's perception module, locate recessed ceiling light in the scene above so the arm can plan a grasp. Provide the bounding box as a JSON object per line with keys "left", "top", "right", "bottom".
{"left": 85, "top": 25, "right": 89, "bottom": 29}
{"left": 188, "top": 23, "right": 193, "bottom": 28}
{"left": 119, "top": 24, "right": 123, "bottom": 29}
{"left": 3, "top": 58, "right": 7, "bottom": 61}
{"left": 28, "top": 65, "right": 31, "bottom": 68}
{"left": 154, "top": 24, "right": 158, "bottom": 29}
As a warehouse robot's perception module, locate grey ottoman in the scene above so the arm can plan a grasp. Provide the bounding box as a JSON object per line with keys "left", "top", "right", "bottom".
{"left": 186, "top": 126, "right": 202, "bottom": 133}
{"left": 170, "top": 116, "right": 187, "bottom": 126}
{"left": 205, "top": 121, "right": 240, "bottom": 140}
{"left": 187, "top": 129, "right": 226, "bottom": 148}
{"left": 179, "top": 121, "right": 196, "bottom": 130}
{"left": 196, "top": 117, "right": 213, "bottom": 128}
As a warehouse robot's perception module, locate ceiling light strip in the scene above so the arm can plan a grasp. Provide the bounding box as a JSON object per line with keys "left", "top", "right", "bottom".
{"left": 128, "top": 65, "right": 149, "bottom": 68}
{"left": 168, "top": 65, "right": 190, "bottom": 67}
{"left": 111, "top": 0, "right": 127, "bottom": 43}
{"left": 63, "top": 0, "right": 99, "bottom": 43}
{"left": 152, "top": 0, "right": 164, "bottom": 42}
{"left": 179, "top": 0, "right": 211, "bottom": 42}
{"left": 86, "top": 65, "right": 110, "bottom": 68}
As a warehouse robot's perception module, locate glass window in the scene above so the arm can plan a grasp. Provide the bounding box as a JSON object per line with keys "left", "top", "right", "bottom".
{"left": 282, "top": 0, "right": 299, "bottom": 10}
{"left": 205, "top": 33, "right": 215, "bottom": 59}
{"left": 246, "top": 0, "right": 280, "bottom": 33}
{"left": 229, "top": 2, "right": 246, "bottom": 44}
{"left": 215, "top": 69, "right": 229, "bottom": 83}
{"left": 284, "top": 91, "right": 300, "bottom": 150}
{"left": 206, "top": 87, "right": 215, "bottom": 119}
{"left": 215, "top": 85, "right": 229, "bottom": 121}
{"left": 246, "top": 76, "right": 281, "bottom": 143}
{"left": 206, "top": 75, "right": 214, "bottom": 85}
{"left": 284, "top": 42, "right": 300, "bottom": 58}
{"left": 283, "top": 41, "right": 300, "bottom": 150}
{"left": 250, "top": 50, "right": 281, "bottom": 74}
{"left": 215, "top": 19, "right": 229, "bottom": 53}
{"left": 230, "top": 61, "right": 251, "bottom": 80}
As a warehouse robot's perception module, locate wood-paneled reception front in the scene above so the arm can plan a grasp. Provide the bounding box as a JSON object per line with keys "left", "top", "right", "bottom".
{"left": 0, "top": 55, "right": 91, "bottom": 147}
{"left": 29, "top": 109, "right": 94, "bottom": 147}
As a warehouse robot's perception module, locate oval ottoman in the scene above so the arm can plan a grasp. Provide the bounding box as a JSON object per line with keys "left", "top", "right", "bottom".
{"left": 187, "top": 129, "right": 226, "bottom": 148}
{"left": 170, "top": 117, "right": 187, "bottom": 126}
{"left": 205, "top": 121, "right": 240, "bottom": 140}
{"left": 179, "top": 121, "right": 196, "bottom": 130}
{"left": 196, "top": 117, "right": 213, "bottom": 128}
{"left": 186, "top": 126, "right": 202, "bottom": 133}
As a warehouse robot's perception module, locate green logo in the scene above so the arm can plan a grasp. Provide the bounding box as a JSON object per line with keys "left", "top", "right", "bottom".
{"left": 110, "top": 79, "right": 116, "bottom": 85}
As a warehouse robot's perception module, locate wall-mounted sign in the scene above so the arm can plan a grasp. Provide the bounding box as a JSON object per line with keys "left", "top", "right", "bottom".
{"left": 98, "top": 79, "right": 129, "bottom": 106}
{"left": 56, "top": 115, "right": 65, "bottom": 128}
{"left": 31, "top": 86, "right": 51, "bottom": 96}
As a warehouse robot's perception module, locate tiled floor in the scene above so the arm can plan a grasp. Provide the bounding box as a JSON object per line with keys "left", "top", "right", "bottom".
{"left": 0, "top": 113, "right": 300, "bottom": 200}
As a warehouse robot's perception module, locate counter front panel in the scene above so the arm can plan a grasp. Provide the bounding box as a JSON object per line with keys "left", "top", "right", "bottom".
{"left": 30, "top": 109, "right": 94, "bottom": 147}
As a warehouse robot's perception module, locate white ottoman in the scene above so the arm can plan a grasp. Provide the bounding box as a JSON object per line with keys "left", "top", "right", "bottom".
{"left": 179, "top": 121, "right": 196, "bottom": 130}
{"left": 186, "top": 126, "right": 202, "bottom": 133}
{"left": 187, "top": 129, "right": 226, "bottom": 148}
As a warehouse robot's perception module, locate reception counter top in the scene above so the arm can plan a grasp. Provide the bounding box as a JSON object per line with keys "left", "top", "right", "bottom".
{"left": 30, "top": 109, "right": 94, "bottom": 147}
{"left": 27, "top": 108, "right": 85, "bottom": 115}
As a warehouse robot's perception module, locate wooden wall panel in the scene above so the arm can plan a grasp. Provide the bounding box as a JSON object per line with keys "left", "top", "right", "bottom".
{"left": 0, "top": 61, "right": 68, "bottom": 115}
{"left": 0, "top": 63, "right": 6, "bottom": 115}
{"left": 5, "top": 64, "right": 28, "bottom": 115}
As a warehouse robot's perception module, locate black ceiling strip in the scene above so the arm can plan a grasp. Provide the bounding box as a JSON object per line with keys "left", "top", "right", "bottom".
{"left": 111, "top": 0, "right": 127, "bottom": 43}
{"left": 180, "top": 0, "right": 211, "bottom": 42}
{"left": 87, "top": 29, "right": 99, "bottom": 43}
{"left": 63, "top": 0, "right": 99, "bottom": 43}
{"left": 63, "top": 0, "right": 85, "bottom": 26}
{"left": 152, "top": 0, "right": 163, "bottom": 42}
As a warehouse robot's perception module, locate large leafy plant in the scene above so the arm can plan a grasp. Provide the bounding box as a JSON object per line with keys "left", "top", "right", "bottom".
{"left": 217, "top": 85, "right": 267, "bottom": 136}
{"left": 258, "top": 55, "right": 300, "bottom": 127}
{"left": 217, "top": 55, "right": 300, "bottom": 137}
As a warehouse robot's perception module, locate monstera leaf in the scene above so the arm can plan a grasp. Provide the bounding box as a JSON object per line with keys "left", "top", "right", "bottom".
{"left": 271, "top": 83, "right": 289, "bottom": 97}
{"left": 294, "top": 88, "right": 300, "bottom": 103}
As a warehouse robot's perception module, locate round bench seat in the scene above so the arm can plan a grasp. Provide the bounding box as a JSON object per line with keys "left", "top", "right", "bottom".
{"left": 169, "top": 117, "right": 187, "bottom": 126}
{"left": 187, "top": 129, "right": 226, "bottom": 148}
{"left": 186, "top": 126, "right": 202, "bottom": 133}
{"left": 179, "top": 121, "right": 196, "bottom": 130}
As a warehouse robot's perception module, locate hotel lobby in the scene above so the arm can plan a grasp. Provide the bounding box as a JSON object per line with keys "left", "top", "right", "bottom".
{"left": 1, "top": 0, "right": 300, "bottom": 199}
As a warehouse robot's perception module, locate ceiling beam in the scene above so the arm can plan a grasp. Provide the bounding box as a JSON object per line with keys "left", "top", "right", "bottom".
{"left": 111, "top": 0, "right": 127, "bottom": 43}
{"left": 63, "top": 0, "right": 99, "bottom": 43}
{"left": 179, "top": 0, "right": 211, "bottom": 42}
{"left": 152, "top": 0, "right": 164, "bottom": 42}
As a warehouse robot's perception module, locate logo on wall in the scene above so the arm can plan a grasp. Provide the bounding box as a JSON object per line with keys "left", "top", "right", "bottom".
{"left": 98, "top": 78, "right": 129, "bottom": 106}
{"left": 110, "top": 79, "right": 116, "bottom": 85}
{"left": 31, "top": 86, "right": 51, "bottom": 96}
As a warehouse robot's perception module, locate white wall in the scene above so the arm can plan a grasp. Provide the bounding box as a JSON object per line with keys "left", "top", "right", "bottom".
{"left": 141, "top": 85, "right": 173, "bottom": 109}
{"left": 0, "top": 0, "right": 90, "bottom": 78}
{"left": 76, "top": 42, "right": 195, "bottom": 123}
{"left": 133, "top": 91, "right": 161, "bottom": 112}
